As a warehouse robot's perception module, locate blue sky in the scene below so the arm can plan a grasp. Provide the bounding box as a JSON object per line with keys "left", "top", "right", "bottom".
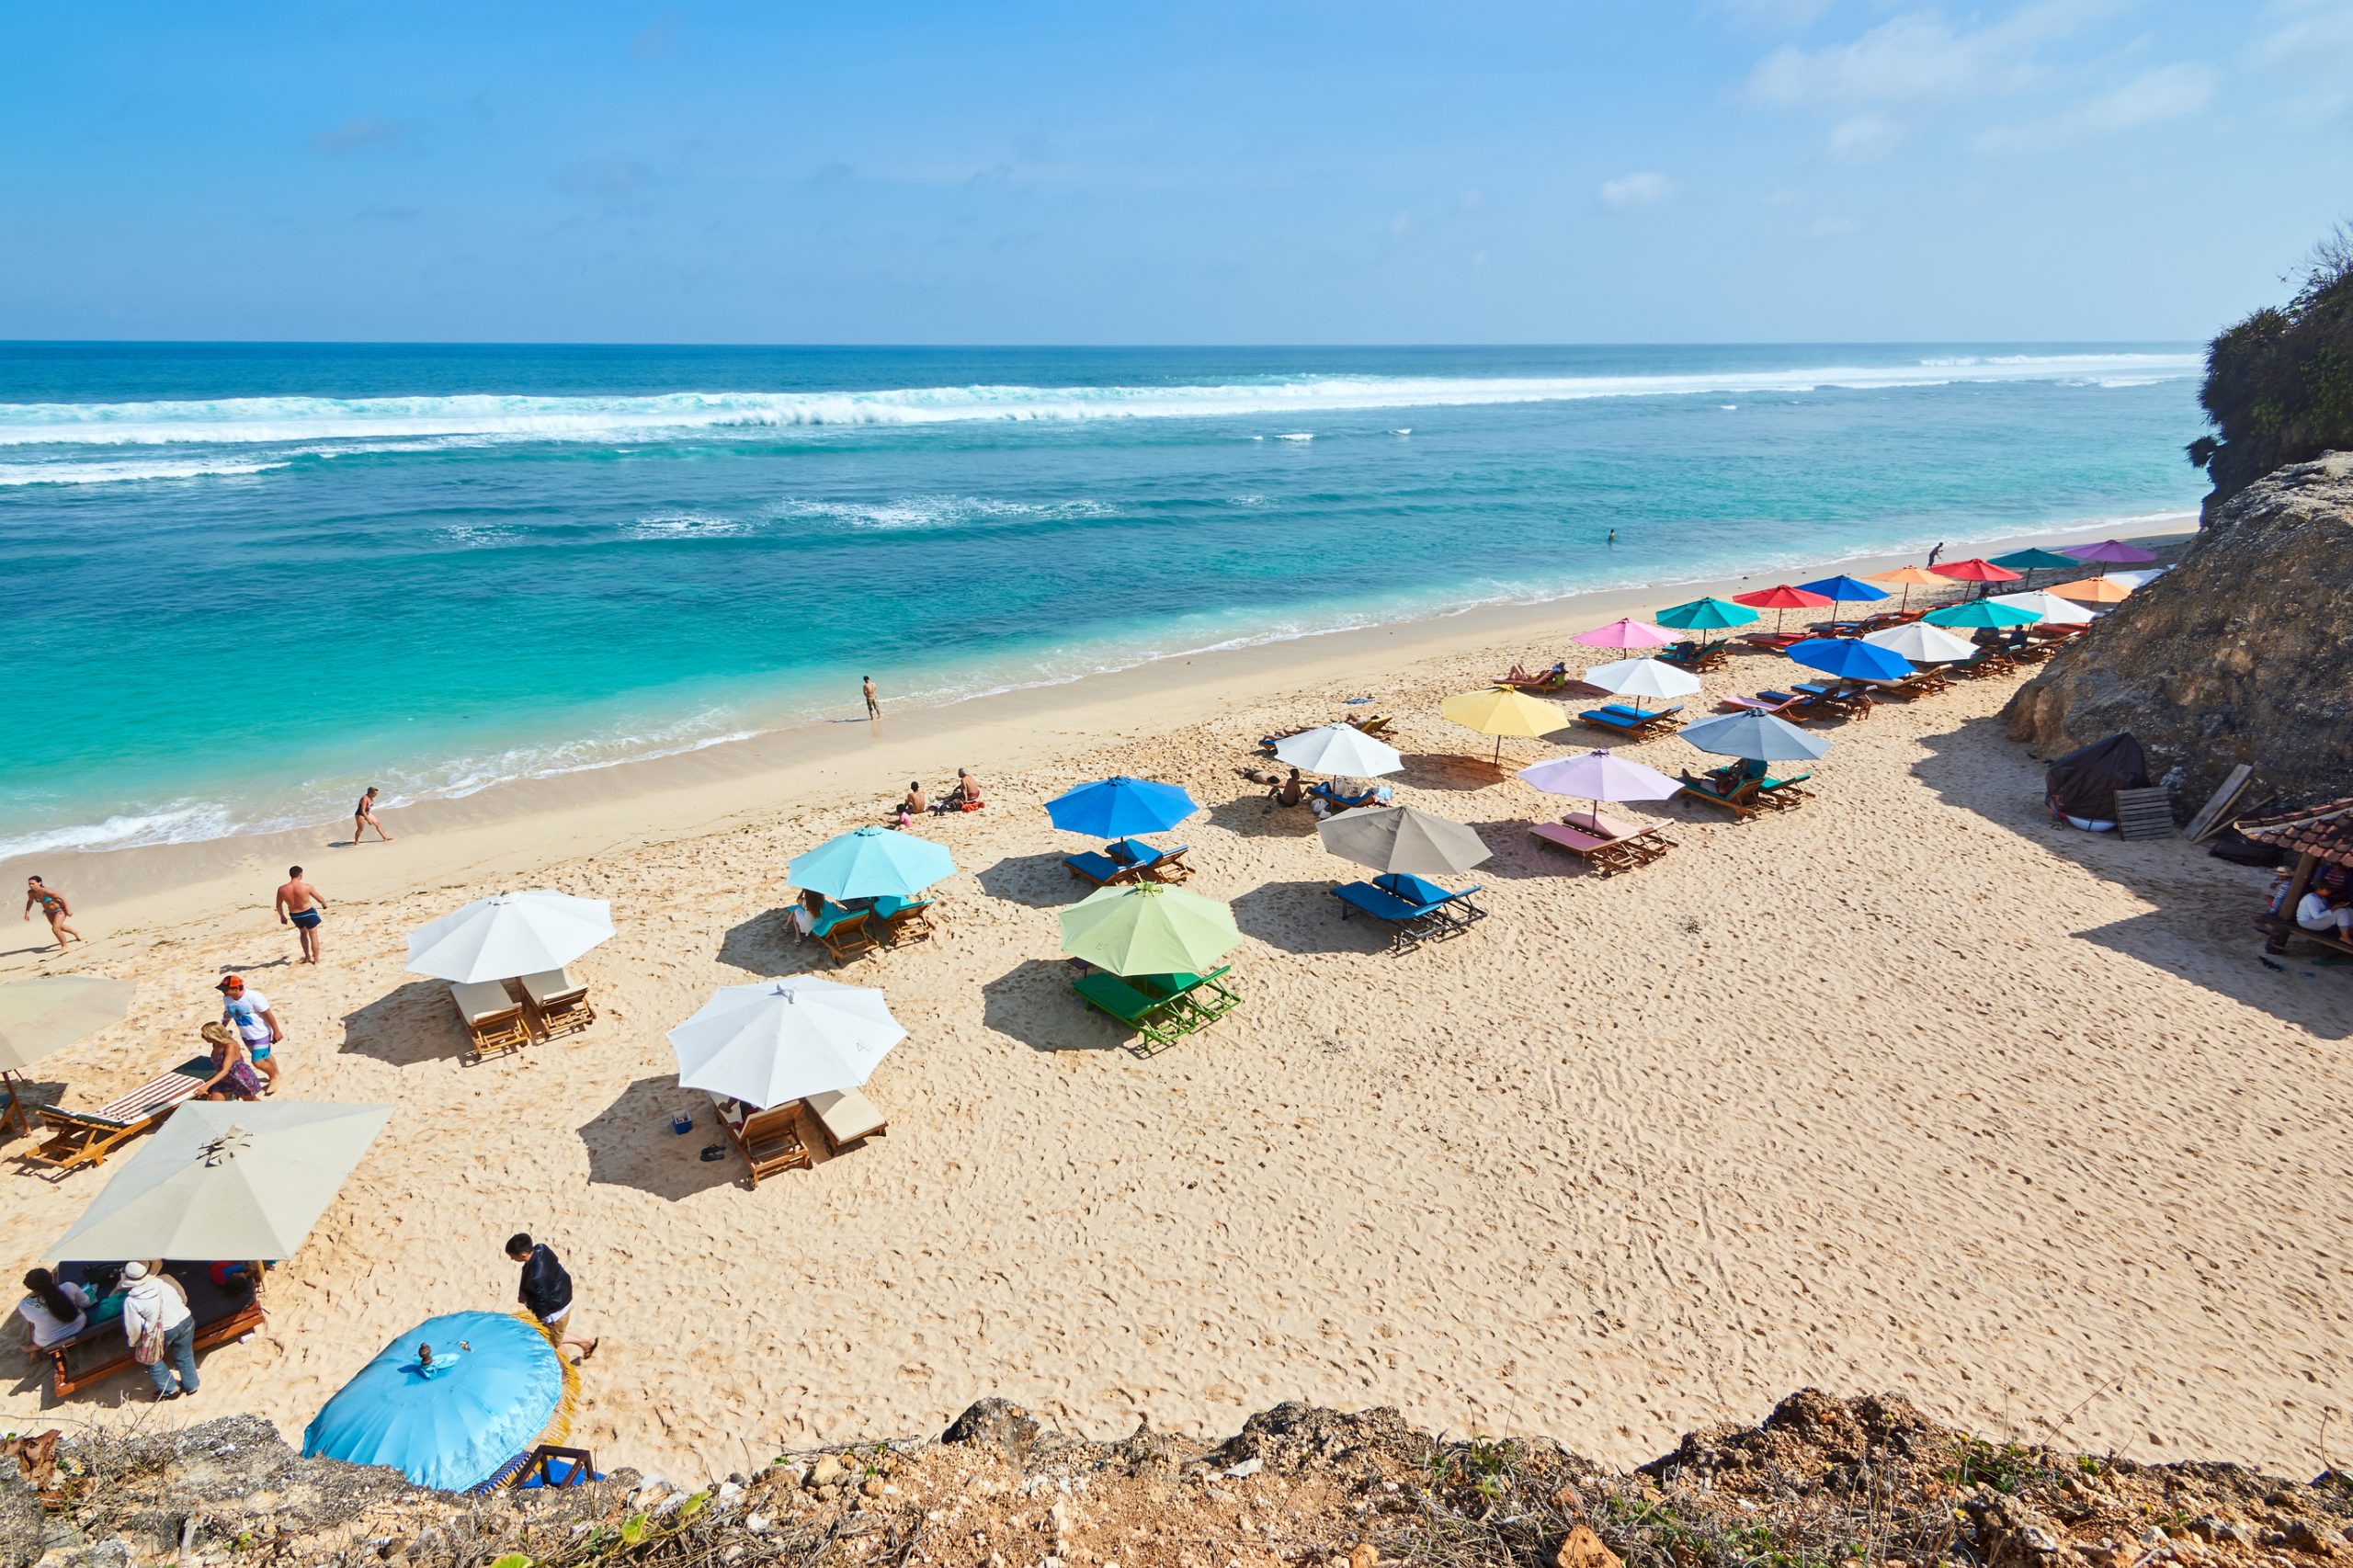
{"left": 5, "top": 1, "right": 2346, "bottom": 344}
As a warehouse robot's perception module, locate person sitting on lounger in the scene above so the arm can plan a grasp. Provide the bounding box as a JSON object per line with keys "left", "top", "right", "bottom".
{"left": 789, "top": 888, "right": 826, "bottom": 938}
{"left": 1266, "top": 767, "right": 1305, "bottom": 809}
{"left": 1702, "top": 757, "right": 1768, "bottom": 793}
{"left": 2296, "top": 889, "right": 2352, "bottom": 938}
{"left": 1506, "top": 661, "right": 1569, "bottom": 687}
{"left": 197, "top": 1022, "right": 262, "bottom": 1102}
{"left": 17, "top": 1268, "right": 90, "bottom": 1349}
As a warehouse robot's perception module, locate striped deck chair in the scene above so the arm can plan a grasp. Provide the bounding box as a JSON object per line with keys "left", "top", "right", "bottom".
{"left": 17, "top": 1055, "right": 214, "bottom": 1178}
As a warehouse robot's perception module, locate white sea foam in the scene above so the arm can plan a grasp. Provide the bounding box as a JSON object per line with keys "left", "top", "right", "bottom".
{"left": 0, "top": 354, "right": 2201, "bottom": 449}
{"left": 767, "top": 495, "right": 1111, "bottom": 532}
{"left": 0, "top": 456, "right": 292, "bottom": 486}
{"left": 1275, "top": 431, "right": 1315, "bottom": 441}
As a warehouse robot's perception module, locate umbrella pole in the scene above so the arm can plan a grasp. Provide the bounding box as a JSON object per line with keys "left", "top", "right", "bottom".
{"left": 1492, "top": 734, "right": 1503, "bottom": 767}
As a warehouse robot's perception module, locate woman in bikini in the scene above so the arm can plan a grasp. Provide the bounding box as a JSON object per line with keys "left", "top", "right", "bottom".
{"left": 21, "top": 878, "right": 83, "bottom": 950}
{"left": 353, "top": 787, "right": 394, "bottom": 844}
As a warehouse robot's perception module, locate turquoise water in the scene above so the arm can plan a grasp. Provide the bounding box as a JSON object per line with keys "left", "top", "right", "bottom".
{"left": 0, "top": 343, "right": 2206, "bottom": 857}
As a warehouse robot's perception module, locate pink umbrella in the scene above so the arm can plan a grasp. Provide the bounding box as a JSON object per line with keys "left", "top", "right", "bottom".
{"left": 1573, "top": 617, "right": 1677, "bottom": 650}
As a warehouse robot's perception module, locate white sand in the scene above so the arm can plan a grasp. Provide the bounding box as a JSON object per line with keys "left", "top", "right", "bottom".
{"left": 10, "top": 528, "right": 2353, "bottom": 1484}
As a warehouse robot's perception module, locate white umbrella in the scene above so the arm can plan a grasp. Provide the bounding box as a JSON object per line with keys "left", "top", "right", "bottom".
{"left": 1582, "top": 656, "right": 1701, "bottom": 710}
{"left": 0, "top": 976, "right": 135, "bottom": 1074}
{"left": 405, "top": 891, "right": 614, "bottom": 983}
{"left": 1271, "top": 724, "right": 1404, "bottom": 777}
{"left": 1860, "top": 620, "right": 1982, "bottom": 662}
{"left": 668, "top": 977, "right": 905, "bottom": 1111}
{"left": 1984, "top": 590, "right": 2094, "bottom": 625}
{"left": 52, "top": 1101, "right": 392, "bottom": 1263}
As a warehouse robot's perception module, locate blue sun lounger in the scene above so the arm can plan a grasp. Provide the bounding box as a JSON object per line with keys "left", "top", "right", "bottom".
{"left": 1575, "top": 702, "right": 1684, "bottom": 739}
{"left": 1331, "top": 875, "right": 1482, "bottom": 952}
{"left": 1372, "top": 872, "right": 1488, "bottom": 926}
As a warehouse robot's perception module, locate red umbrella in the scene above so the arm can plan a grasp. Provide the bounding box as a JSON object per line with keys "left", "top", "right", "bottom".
{"left": 1732, "top": 584, "right": 1834, "bottom": 635}
{"left": 1929, "top": 558, "right": 2023, "bottom": 599}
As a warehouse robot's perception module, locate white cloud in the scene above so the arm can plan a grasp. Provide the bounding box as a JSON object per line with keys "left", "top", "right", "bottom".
{"left": 1599, "top": 171, "right": 1677, "bottom": 210}
{"left": 2250, "top": 0, "right": 2353, "bottom": 117}
{"left": 1974, "top": 62, "right": 2214, "bottom": 153}
{"left": 1827, "top": 110, "right": 1905, "bottom": 162}
{"left": 1745, "top": 2, "right": 2100, "bottom": 108}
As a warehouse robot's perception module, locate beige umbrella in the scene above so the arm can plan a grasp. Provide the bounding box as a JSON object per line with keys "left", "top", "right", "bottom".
{"left": 51, "top": 1100, "right": 392, "bottom": 1267}
{"left": 0, "top": 976, "right": 134, "bottom": 1137}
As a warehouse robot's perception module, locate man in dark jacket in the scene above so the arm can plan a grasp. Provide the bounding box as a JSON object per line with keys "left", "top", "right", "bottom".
{"left": 506, "top": 1233, "right": 597, "bottom": 1361}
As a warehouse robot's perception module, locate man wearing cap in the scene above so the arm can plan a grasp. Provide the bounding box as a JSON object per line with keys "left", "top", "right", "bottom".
{"left": 216, "top": 975, "right": 283, "bottom": 1092}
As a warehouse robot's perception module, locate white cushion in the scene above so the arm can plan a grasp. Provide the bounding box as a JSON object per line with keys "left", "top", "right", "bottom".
{"left": 449, "top": 981, "right": 519, "bottom": 1025}
{"left": 521, "top": 967, "right": 584, "bottom": 1006}
{"left": 807, "top": 1087, "right": 886, "bottom": 1143}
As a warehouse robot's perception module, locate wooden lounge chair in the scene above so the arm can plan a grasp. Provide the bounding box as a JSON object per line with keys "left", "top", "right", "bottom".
{"left": 450, "top": 979, "right": 531, "bottom": 1062}
{"left": 519, "top": 967, "right": 596, "bottom": 1040}
{"left": 1859, "top": 609, "right": 1923, "bottom": 631}
{"left": 1788, "top": 682, "right": 1875, "bottom": 719}
{"left": 805, "top": 1087, "right": 888, "bottom": 1153}
{"left": 16, "top": 1055, "right": 215, "bottom": 1178}
{"left": 1943, "top": 647, "right": 2016, "bottom": 679}
{"left": 1067, "top": 846, "right": 1155, "bottom": 887}
{"left": 1530, "top": 811, "right": 1675, "bottom": 874}
{"left": 1740, "top": 631, "right": 1808, "bottom": 651}
{"left": 1677, "top": 772, "right": 1767, "bottom": 819}
{"left": 1657, "top": 641, "right": 1730, "bottom": 672}
{"left": 813, "top": 908, "right": 879, "bottom": 966}
{"left": 872, "top": 896, "right": 935, "bottom": 946}
{"left": 1859, "top": 670, "right": 1949, "bottom": 701}
{"left": 40, "top": 1264, "right": 267, "bottom": 1397}
{"left": 1756, "top": 771, "right": 1813, "bottom": 811}
{"left": 1719, "top": 690, "right": 1812, "bottom": 717}
{"left": 1350, "top": 714, "right": 1394, "bottom": 739}
{"left": 1308, "top": 782, "right": 1384, "bottom": 812}
{"left": 710, "top": 1094, "right": 812, "bottom": 1186}
{"left": 1137, "top": 843, "right": 1194, "bottom": 883}
{"left": 1495, "top": 666, "right": 1576, "bottom": 695}
{"left": 1575, "top": 703, "right": 1684, "bottom": 739}
{"left": 1072, "top": 971, "right": 1193, "bottom": 1053}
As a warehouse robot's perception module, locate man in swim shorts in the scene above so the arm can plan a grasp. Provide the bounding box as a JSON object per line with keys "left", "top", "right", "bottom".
{"left": 275, "top": 866, "right": 327, "bottom": 965}
{"left": 216, "top": 974, "right": 284, "bottom": 1092}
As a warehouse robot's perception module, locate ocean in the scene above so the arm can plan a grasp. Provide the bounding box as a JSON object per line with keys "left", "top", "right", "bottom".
{"left": 0, "top": 342, "right": 2207, "bottom": 859}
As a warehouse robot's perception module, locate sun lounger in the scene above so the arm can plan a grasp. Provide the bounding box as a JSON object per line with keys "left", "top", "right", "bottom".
{"left": 812, "top": 907, "right": 880, "bottom": 965}
{"left": 805, "top": 1087, "right": 888, "bottom": 1153}
{"left": 519, "top": 967, "right": 596, "bottom": 1040}
{"left": 2024, "top": 621, "right": 2086, "bottom": 641}
{"left": 1806, "top": 620, "right": 1870, "bottom": 638}
{"left": 1308, "top": 783, "right": 1384, "bottom": 812}
{"left": 1351, "top": 714, "right": 1394, "bottom": 738}
{"left": 1789, "top": 682, "right": 1875, "bottom": 719}
{"left": 1126, "top": 841, "right": 1194, "bottom": 883}
{"left": 1529, "top": 820, "right": 1672, "bottom": 875}
{"left": 1741, "top": 631, "right": 1808, "bottom": 650}
{"left": 871, "top": 895, "right": 935, "bottom": 945}
{"left": 1576, "top": 702, "right": 1684, "bottom": 739}
{"left": 1677, "top": 772, "right": 1767, "bottom": 819}
{"left": 1757, "top": 771, "right": 1813, "bottom": 811}
{"left": 710, "top": 1093, "right": 812, "bottom": 1186}
{"left": 1862, "top": 669, "right": 1951, "bottom": 699}
{"left": 40, "top": 1262, "right": 267, "bottom": 1397}
{"left": 1943, "top": 648, "right": 2016, "bottom": 679}
{"left": 1859, "top": 609, "right": 1923, "bottom": 631}
{"left": 1372, "top": 872, "right": 1487, "bottom": 926}
{"left": 1719, "top": 690, "right": 1811, "bottom": 717}
{"left": 449, "top": 979, "right": 531, "bottom": 1062}
{"left": 1072, "top": 971, "right": 1194, "bottom": 1053}
{"left": 16, "top": 1055, "right": 215, "bottom": 1177}
{"left": 1130, "top": 967, "right": 1241, "bottom": 1028}
{"left": 1330, "top": 881, "right": 1462, "bottom": 953}
{"left": 1256, "top": 713, "right": 1391, "bottom": 755}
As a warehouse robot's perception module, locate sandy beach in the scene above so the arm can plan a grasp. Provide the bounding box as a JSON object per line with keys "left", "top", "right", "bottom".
{"left": 9, "top": 525, "right": 2352, "bottom": 1486}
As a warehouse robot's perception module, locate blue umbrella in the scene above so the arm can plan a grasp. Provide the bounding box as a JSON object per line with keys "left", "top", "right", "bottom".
{"left": 1787, "top": 638, "right": 1912, "bottom": 682}
{"left": 788, "top": 825, "right": 955, "bottom": 900}
{"left": 1044, "top": 777, "right": 1199, "bottom": 839}
{"left": 302, "top": 1312, "right": 567, "bottom": 1493}
{"left": 1678, "top": 710, "right": 1833, "bottom": 763}
{"left": 1797, "top": 574, "right": 1890, "bottom": 631}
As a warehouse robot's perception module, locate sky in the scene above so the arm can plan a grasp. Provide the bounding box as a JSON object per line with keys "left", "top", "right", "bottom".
{"left": 3, "top": 1, "right": 2347, "bottom": 345}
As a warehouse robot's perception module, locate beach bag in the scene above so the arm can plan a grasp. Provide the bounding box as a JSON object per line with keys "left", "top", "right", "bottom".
{"left": 133, "top": 1318, "right": 164, "bottom": 1365}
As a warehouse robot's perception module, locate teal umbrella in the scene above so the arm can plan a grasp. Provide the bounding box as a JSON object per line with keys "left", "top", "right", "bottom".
{"left": 1924, "top": 599, "right": 2039, "bottom": 630}
{"left": 1654, "top": 597, "right": 1758, "bottom": 632}
{"left": 302, "top": 1312, "right": 568, "bottom": 1492}
{"left": 1988, "top": 547, "right": 2082, "bottom": 589}
{"left": 788, "top": 825, "right": 955, "bottom": 900}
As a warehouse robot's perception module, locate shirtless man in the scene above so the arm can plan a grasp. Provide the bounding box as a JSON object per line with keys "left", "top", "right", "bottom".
{"left": 276, "top": 866, "right": 327, "bottom": 964}
{"left": 862, "top": 676, "right": 881, "bottom": 722}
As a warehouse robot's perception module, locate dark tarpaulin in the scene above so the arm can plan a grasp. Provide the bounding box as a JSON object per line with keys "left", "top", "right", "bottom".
{"left": 2045, "top": 733, "right": 2149, "bottom": 823}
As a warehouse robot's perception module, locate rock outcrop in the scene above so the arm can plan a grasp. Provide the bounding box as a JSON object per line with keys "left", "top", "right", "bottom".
{"left": 2006, "top": 453, "right": 2353, "bottom": 812}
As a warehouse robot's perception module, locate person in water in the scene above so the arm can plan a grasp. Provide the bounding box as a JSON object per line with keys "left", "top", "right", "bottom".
{"left": 863, "top": 676, "right": 881, "bottom": 722}
{"left": 352, "top": 786, "right": 393, "bottom": 844}
{"left": 21, "top": 877, "right": 83, "bottom": 951}
{"left": 275, "top": 865, "right": 327, "bottom": 965}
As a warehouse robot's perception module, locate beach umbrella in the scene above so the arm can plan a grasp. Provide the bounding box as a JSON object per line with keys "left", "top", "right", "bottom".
{"left": 1654, "top": 597, "right": 1758, "bottom": 634}
{"left": 1732, "top": 584, "right": 1834, "bottom": 634}
{"left": 1440, "top": 687, "right": 1562, "bottom": 765}
{"left": 1679, "top": 710, "right": 1832, "bottom": 763}
{"left": 1582, "top": 656, "right": 1701, "bottom": 712}
{"left": 1796, "top": 574, "right": 1889, "bottom": 631}
{"left": 2049, "top": 575, "right": 2131, "bottom": 605}
{"left": 1788, "top": 638, "right": 1913, "bottom": 683}
{"left": 1988, "top": 547, "right": 2081, "bottom": 587}
{"left": 2063, "top": 538, "right": 2158, "bottom": 573}
{"left": 1059, "top": 883, "right": 1241, "bottom": 977}
{"left": 1517, "top": 749, "right": 1681, "bottom": 823}
{"left": 51, "top": 1100, "right": 392, "bottom": 1263}
{"left": 1861, "top": 620, "right": 1981, "bottom": 663}
{"left": 1984, "top": 590, "right": 2094, "bottom": 625}
{"left": 1317, "top": 804, "right": 1491, "bottom": 878}
{"left": 1044, "top": 777, "right": 1198, "bottom": 840}
{"left": 0, "top": 976, "right": 135, "bottom": 1074}
{"left": 303, "top": 1311, "right": 569, "bottom": 1493}
{"left": 667, "top": 977, "right": 904, "bottom": 1110}
{"left": 1573, "top": 617, "right": 1677, "bottom": 651}
{"left": 1270, "top": 723, "right": 1404, "bottom": 778}
{"left": 1923, "top": 598, "right": 2040, "bottom": 629}
{"left": 2106, "top": 567, "right": 2169, "bottom": 591}
{"left": 406, "top": 892, "right": 612, "bottom": 984}
{"left": 1928, "top": 558, "right": 2023, "bottom": 598}
{"left": 1864, "top": 563, "right": 1942, "bottom": 614}
{"left": 788, "top": 825, "right": 955, "bottom": 901}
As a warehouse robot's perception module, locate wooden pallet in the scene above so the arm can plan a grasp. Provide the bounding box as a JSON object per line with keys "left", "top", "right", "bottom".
{"left": 2114, "top": 786, "right": 2176, "bottom": 840}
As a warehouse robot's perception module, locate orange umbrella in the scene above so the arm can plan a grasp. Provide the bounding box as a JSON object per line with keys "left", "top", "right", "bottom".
{"left": 1866, "top": 563, "right": 1941, "bottom": 614}
{"left": 2048, "top": 575, "right": 2131, "bottom": 605}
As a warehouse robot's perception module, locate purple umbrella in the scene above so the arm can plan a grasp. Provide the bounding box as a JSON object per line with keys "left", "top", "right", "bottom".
{"left": 1518, "top": 749, "right": 1681, "bottom": 825}
{"left": 2063, "top": 538, "right": 2157, "bottom": 574}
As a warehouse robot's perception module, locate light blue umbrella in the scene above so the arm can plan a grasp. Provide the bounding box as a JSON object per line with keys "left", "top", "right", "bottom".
{"left": 1678, "top": 710, "right": 1833, "bottom": 763}
{"left": 788, "top": 825, "right": 955, "bottom": 900}
{"left": 1788, "top": 638, "right": 1912, "bottom": 682}
{"left": 302, "top": 1312, "right": 566, "bottom": 1493}
{"left": 1044, "top": 777, "right": 1199, "bottom": 839}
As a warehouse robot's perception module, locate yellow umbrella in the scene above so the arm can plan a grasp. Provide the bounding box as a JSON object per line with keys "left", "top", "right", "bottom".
{"left": 1866, "top": 563, "right": 1943, "bottom": 614}
{"left": 2049, "top": 575, "right": 2131, "bottom": 605}
{"left": 1441, "top": 686, "right": 1563, "bottom": 765}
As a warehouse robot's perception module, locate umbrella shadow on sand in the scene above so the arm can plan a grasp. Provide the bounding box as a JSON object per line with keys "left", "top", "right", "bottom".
{"left": 972, "top": 852, "right": 1083, "bottom": 909}
{"left": 1395, "top": 752, "right": 1521, "bottom": 792}
{"left": 1231, "top": 881, "right": 1392, "bottom": 956}
{"left": 715, "top": 910, "right": 833, "bottom": 979}
{"left": 339, "top": 979, "right": 478, "bottom": 1070}
{"left": 981, "top": 959, "right": 1128, "bottom": 1054}
{"left": 1204, "top": 792, "right": 1318, "bottom": 840}
{"left": 578, "top": 1074, "right": 745, "bottom": 1199}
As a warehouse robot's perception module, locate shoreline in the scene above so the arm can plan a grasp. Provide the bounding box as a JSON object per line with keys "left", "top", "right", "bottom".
{"left": 2, "top": 515, "right": 2193, "bottom": 964}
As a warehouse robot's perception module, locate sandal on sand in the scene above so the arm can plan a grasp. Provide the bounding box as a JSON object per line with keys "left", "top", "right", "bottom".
{"left": 579, "top": 1339, "right": 599, "bottom": 1362}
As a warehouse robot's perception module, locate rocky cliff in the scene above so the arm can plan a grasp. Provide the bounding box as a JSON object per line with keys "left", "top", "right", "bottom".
{"left": 8, "top": 1392, "right": 2353, "bottom": 1568}
{"left": 2006, "top": 453, "right": 2353, "bottom": 812}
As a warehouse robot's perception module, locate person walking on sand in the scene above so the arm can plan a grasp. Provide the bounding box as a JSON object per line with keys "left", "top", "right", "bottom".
{"left": 21, "top": 878, "right": 83, "bottom": 951}
{"left": 352, "top": 786, "right": 393, "bottom": 844}
{"left": 275, "top": 866, "right": 327, "bottom": 965}
{"left": 1927, "top": 540, "right": 1947, "bottom": 568}
{"left": 215, "top": 974, "right": 283, "bottom": 1092}
{"left": 506, "top": 1233, "right": 597, "bottom": 1362}
{"left": 862, "top": 676, "right": 881, "bottom": 722}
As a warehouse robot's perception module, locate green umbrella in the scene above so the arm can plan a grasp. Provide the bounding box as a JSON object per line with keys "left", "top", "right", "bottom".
{"left": 1923, "top": 599, "right": 2039, "bottom": 629}
{"left": 1059, "top": 883, "right": 1240, "bottom": 976}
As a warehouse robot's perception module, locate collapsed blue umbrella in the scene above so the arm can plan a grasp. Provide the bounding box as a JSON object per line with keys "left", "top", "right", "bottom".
{"left": 1044, "top": 777, "right": 1199, "bottom": 839}
{"left": 1788, "top": 637, "right": 1912, "bottom": 683}
{"left": 302, "top": 1312, "right": 568, "bottom": 1493}
{"left": 789, "top": 825, "right": 955, "bottom": 900}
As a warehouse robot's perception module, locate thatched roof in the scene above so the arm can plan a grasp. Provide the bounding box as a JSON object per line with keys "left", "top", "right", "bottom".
{"left": 2239, "top": 797, "right": 2353, "bottom": 868}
